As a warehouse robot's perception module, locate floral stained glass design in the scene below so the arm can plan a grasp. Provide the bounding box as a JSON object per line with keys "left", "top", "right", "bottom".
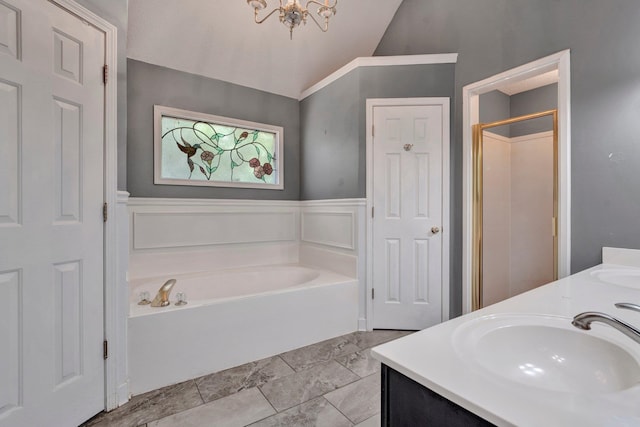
{"left": 155, "top": 106, "right": 283, "bottom": 189}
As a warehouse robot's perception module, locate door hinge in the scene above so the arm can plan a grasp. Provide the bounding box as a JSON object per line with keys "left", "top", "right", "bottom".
{"left": 103, "top": 64, "right": 108, "bottom": 84}
{"left": 371, "top": 206, "right": 374, "bottom": 218}
{"left": 372, "top": 125, "right": 375, "bottom": 137}
{"left": 103, "top": 340, "right": 108, "bottom": 360}
{"left": 552, "top": 217, "right": 557, "bottom": 237}
{"left": 372, "top": 288, "right": 375, "bottom": 299}
{"left": 103, "top": 202, "right": 108, "bottom": 222}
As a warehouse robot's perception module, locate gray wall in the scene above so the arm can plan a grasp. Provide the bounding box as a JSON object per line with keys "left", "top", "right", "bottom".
{"left": 479, "top": 90, "right": 510, "bottom": 137}
{"left": 480, "top": 85, "right": 558, "bottom": 137}
{"left": 375, "top": 0, "right": 640, "bottom": 316}
{"left": 127, "top": 59, "right": 300, "bottom": 200}
{"left": 510, "top": 84, "right": 557, "bottom": 137}
{"left": 300, "top": 64, "right": 455, "bottom": 200}
{"left": 76, "top": 0, "right": 128, "bottom": 190}
{"left": 300, "top": 69, "right": 361, "bottom": 200}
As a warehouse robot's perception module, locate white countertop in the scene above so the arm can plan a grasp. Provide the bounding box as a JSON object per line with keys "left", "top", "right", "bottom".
{"left": 372, "top": 249, "right": 640, "bottom": 426}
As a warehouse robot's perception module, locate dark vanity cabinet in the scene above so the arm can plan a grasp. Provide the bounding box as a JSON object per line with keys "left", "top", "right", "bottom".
{"left": 381, "top": 365, "right": 496, "bottom": 426}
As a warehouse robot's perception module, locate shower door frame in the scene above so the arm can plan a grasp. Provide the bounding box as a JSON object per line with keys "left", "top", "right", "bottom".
{"left": 472, "top": 110, "right": 558, "bottom": 311}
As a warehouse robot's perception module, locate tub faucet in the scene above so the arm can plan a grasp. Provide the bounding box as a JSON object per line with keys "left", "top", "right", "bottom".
{"left": 151, "top": 279, "right": 177, "bottom": 307}
{"left": 572, "top": 312, "right": 640, "bottom": 345}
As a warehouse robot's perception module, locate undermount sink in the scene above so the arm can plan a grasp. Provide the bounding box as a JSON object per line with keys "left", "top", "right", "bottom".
{"left": 453, "top": 314, "right": 640, "bottom": 393}
{"left": 590, "top": 269, "right": 640, "bottom": 289}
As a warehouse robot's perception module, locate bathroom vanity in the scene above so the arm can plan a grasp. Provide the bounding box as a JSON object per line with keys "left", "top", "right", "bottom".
{"left": 380, "top": 364, "right": 493, "bottom": 426}
{"left": 372, "top": 248, "right": 640, "bottom": 426}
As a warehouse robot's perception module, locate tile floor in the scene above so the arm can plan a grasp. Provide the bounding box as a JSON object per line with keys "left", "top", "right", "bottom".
{"left": 83, "top": 330, "right": 412, "bottom": 427}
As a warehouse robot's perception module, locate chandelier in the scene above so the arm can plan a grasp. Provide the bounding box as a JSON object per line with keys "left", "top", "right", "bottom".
{"left": 247, "top": 0, "right": 338, "bottom": 39}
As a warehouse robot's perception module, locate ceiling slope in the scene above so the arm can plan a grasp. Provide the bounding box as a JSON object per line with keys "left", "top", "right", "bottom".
{"left": 128, "top": 0, "right": 403, "bottom": 99}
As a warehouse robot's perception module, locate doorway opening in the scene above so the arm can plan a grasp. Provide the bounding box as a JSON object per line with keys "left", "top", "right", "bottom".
{"left": 462, "top": 50, "right": 571, "bottom": 314}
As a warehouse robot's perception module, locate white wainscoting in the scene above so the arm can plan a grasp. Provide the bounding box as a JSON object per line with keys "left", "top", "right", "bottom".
{"left": 301, "top": 211, "right": 355, "bottom": 250}
{"left": 129, "top": 198, "right": 299, "bottom": 251}
{"left": 127, "top": 198, "right": 300, "bottom": 279}
{"left": 299, "top": 199, "right": 367, "bottom": 329}
{"left": 132, "top": 211, "right": 297, "bottom": 250}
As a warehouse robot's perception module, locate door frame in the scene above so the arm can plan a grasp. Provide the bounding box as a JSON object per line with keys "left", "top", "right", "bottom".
{"left": 462, "top": 50, "right": 571, "bottom": 314}
{"left": 365, "top": 98, "right": 451, "bottom": 331}
{"left": 50, "top": 0, "right": 120, "bottom": 411}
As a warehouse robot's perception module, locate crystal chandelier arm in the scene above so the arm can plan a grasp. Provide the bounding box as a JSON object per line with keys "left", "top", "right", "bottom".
{"left": 253, "top": 2, "right": 284, "bottom": 24}
{"left": 305, "top": 0, "right": 337, "bottom": 31}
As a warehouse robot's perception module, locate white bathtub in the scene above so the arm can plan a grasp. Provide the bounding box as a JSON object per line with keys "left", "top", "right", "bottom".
{"left": 128, "top": 264, "right": 358, "bottom": 395}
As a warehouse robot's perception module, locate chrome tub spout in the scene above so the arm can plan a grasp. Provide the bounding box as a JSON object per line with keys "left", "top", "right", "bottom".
{"left": 572, "top": 312, "right": 640, "bottom": 345}
{"left": 151, "top": 279, "right": 177, "bottom": 307}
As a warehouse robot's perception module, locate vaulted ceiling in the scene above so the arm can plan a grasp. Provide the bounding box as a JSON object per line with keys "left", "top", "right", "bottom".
{"left": 127, "top": 0, "right": 403, "bottom": 99}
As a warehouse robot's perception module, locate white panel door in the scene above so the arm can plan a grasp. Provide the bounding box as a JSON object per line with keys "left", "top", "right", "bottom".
{"left": 372, "top": 104, "right": 444, "bottom": 330}
{"left": 0, "top": 1, "right": 105, "bottom": 425}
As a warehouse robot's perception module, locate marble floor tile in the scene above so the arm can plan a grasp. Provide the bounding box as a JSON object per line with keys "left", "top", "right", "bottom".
{"left": 259, "top": 360, "right": 360, "bottom": 412}
{"left": 354, "top": 413, "right": 381, "bottom": 427}
{"left": 81, "top": 331, "right": 407, "bottom": 427}
{"left": 280, "top": 335, "right": 361, "bottom": 372}
{"left": 195, "top": 356, "right": 294, "bottom": 403}
{"left": 348, "top": 330, "right": 414, "bottom": 351}
{"left": 248, "top": 397, "right": 352, "bottom": 427}
{"left": 335, "top": 348, "right": 380, "bottom": 378}
{"left": 324, "top": 373, "right": 381, "bottom": 425}
{"left": 82, "top": 380, "right": 203, "bottom": 427}
{"left": 147, "top": 388, "right": 275, "bottom": 427}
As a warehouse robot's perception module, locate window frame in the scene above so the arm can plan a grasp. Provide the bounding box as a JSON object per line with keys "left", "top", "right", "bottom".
{"left": 153, "top": 105, "right": 284, "bottom": 190}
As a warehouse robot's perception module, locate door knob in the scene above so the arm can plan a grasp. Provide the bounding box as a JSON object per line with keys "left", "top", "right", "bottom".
{"left": 431, "top": 226, "right": 440, "bottom": 234}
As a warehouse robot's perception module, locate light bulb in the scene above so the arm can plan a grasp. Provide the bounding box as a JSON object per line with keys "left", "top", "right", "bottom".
{"left": 318, "top": 6, "right": 335, "bottom": 18}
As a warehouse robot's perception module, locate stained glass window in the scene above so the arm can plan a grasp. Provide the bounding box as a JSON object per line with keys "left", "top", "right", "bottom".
{"left": 154, "top": 106, "right": 283, "bottom": 189}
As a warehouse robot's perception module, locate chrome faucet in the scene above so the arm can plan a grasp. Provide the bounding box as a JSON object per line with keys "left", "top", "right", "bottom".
{"left": 615, "top": 302, "right": 640, "bottom": 313}
{"left": 150, "top": 279, "right": 177, "bottom": 307}
{"left": 572, "top": 311, "right": 640, "bottom": 345}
